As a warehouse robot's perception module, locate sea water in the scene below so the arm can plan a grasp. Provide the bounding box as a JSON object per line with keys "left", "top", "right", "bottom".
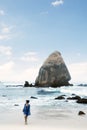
{"left": 0, "top": 82, "right": 87, "bottom": 118}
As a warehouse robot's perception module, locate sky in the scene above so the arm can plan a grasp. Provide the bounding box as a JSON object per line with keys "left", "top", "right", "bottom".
{"left": 0, "top": 0, "right": 87, "bottom": 84}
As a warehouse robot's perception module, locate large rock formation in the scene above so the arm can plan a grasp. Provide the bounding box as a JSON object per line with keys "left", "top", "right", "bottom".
{"left": 35, "top": 51, "right": 71, "bottom": 87}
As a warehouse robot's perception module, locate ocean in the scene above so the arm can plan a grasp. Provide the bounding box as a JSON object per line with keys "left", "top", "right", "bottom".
{"left": 0, "top": 82, "right": 87, "bottom": 119}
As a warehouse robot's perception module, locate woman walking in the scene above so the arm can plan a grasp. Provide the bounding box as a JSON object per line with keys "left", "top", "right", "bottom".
{"left": 23, "top": 100, "right": 31, "bottom": 124}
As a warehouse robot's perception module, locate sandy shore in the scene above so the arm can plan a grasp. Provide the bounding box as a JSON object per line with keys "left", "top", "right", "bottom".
{"left": 0, "top": 108, "right": 87, "bottom": 130}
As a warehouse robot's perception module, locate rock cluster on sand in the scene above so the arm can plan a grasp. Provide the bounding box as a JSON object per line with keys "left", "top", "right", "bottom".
{"left": 35, "top": 51, "right": 71, "bottom": 87}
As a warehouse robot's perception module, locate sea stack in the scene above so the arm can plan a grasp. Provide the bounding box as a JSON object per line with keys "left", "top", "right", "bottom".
{"left": 35, "top": 51, "right": 71, "bottom": 87}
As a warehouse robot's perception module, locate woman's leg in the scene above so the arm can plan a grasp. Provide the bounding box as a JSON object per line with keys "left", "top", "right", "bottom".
{"left": 24, "top": 115, "right": 27, "bottom": 124}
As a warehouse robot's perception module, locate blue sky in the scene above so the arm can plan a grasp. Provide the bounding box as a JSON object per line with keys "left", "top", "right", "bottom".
{"left": 0, "top": 0, "right": 87, "bottom": 84}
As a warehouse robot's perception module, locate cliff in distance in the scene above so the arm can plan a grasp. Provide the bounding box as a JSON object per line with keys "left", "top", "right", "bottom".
{"left": 35, "top": 51, "right": 71, "bottom": 87}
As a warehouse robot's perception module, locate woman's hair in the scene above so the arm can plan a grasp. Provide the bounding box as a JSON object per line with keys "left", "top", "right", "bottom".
{"left": 26, "top": 100, "right": 30, "bottom": 103}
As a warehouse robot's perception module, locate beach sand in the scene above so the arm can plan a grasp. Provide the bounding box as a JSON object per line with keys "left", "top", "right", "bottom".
{"left": 0, "top": 108, "right": 87, "bottom": 130}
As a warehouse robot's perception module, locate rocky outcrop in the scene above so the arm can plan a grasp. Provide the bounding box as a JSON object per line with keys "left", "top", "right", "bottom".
{"left": 24, "top": 81, "right": 34, "bottom": 87}
{"left": 67, "top": 95, "right": 81, "bottom": 100}
{"left": 77, "top": 98, "right": 87, "bottom": 104}
{"left": 24, "top": 81, "right": 30, "bottom": 87}
{"left": 35, "top": 51, "right": 71, "bottom": 87}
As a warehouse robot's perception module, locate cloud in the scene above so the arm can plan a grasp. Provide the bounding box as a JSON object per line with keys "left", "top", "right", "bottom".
{"left": 51, "top": 0, "right": 64, "bottom": 7}
{"left": 0, "top": 61, "right": 14, "bottom": 71}
{"left": 68, "top": 62, "right": 87, "bottom": 84}
{"left": 0, "top": 25, "right": 11, "bottom": 40}
{"left": 21, "top": 52, "right": 39, "bottom": 62}
{"left": 0, "top": 61, "right": 15, "bottom": 81}
{"left": 0, "top": 27, "right": 11, "bottom": 40}
{"left": 2, "top": 27, "right": 10, "bottom": 33}
{"left": 0, "top": 24, "right": 16, "bottom": 40}
{"left": 0, "top": 45, "right": 12, "bottom": 56}
{"left": 0, "top": 34, "right": 11, "bottom": 40}
{"left": 0, "top": 51, "right": 39, "bottom": 82}
{"left": 15, "top": 67, "right": 39, "bottom": 82}
{"left": 0, "top": 60, "right": 40, "bottom": 82}
{"left": 0, "top": 10, "right": 5, "bottom": 16}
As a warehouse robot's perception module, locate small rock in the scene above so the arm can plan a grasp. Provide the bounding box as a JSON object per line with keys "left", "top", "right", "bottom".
{"left": 78, "top": 111, "right": 86, "bottom": 115}
{"left": 14, "top": 104, "right": 19, "bottom": 106}
{"left": 55, "top": 95, "right": 65, "bottom": 100}
{"left": 30, "top": 96, "right": 38, "bottom": 99}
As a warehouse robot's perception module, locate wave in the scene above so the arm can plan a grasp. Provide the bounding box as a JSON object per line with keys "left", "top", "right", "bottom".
{"left": 37, "top": 88, "right": 60, "bottom": 95}
{"left": 60, "top": 86, "right": 87, "bottom": 96}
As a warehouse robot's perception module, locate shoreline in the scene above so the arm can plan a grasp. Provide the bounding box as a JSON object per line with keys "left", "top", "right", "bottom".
{"left": 0, "top": 108, "right": 87, "bottom": 130}
{"left": 0, "top": 86, "right": 87, "bottom": 130}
